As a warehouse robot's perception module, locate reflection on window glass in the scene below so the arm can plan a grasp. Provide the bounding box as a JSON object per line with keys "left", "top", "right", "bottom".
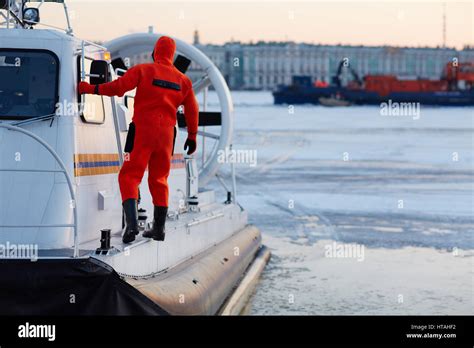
{"left": 0, "top": 50, "right": 58, "bottom": 119}
{"left": 79, "top": 57, "right": 105, "bottom": 124}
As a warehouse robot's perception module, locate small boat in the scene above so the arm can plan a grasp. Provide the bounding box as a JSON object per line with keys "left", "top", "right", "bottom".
{"left": 318, "top": 97, "right": 351, "bottom": 107}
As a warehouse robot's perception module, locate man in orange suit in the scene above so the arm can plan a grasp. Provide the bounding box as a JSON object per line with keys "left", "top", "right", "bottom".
{"left": 79, "top": 36, "right": 199, "bottom": 243}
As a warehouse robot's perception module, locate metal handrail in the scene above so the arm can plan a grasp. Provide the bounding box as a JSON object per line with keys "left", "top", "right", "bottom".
{"left": 108, "top": 65, "right": 124, "bottom": 166}
{"left": 1, "top": 0, "right": 75, "bottom": 34}
{"left": 0, "top": 123, "right": 79, "bottom": 257}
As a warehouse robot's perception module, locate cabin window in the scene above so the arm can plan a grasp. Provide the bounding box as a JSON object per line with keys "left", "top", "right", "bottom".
{"left": 77, "top": 56, "right": 105, "bottom": 124}
{"left": 0, "top": 49, "right": 59, "bottom": 119}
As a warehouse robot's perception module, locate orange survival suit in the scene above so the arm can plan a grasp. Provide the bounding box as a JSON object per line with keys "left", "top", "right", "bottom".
{"left": 79, "top": 36, "right": 199, "bottom": 243}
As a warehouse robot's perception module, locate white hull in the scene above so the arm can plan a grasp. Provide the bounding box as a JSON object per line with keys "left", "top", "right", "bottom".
{"left": 0, "top": 26, "right": 269, "bottom": 315}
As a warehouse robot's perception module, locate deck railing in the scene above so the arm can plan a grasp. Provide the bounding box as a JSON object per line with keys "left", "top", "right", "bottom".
{"left": 0, "top": 123, "right": 79, "bottom": 257}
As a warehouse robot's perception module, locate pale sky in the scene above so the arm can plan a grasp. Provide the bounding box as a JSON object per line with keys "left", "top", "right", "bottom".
{"left": 38, "top": 0, "right": 473, "bottom": 49}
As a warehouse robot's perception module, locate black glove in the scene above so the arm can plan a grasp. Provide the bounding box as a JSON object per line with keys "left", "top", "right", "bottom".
{"left": 184, "top": 138, "right": 197, "bottom": 155}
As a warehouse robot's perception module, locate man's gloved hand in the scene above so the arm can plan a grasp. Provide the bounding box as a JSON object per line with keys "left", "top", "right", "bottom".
{"left": 78, "top": 81, "right": 96, "bottom": 94}
{"left": 184, "top": 138, "right": 197, "bottom": 155}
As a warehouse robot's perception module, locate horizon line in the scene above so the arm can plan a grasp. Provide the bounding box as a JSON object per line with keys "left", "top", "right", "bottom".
{"left": 92, "top": 35, "right": 474, "bottom": 51}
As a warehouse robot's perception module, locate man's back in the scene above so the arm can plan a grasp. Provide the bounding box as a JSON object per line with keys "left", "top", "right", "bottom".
{"left": 95, "top": 36, "right": 197, "bottom": 131}
{"left": 129, "top": 62, "right": 193, "bottom": 127}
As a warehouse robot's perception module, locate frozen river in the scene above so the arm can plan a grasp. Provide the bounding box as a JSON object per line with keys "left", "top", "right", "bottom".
{"left": 205, "top": 91, "right": 473, "bottom": 315}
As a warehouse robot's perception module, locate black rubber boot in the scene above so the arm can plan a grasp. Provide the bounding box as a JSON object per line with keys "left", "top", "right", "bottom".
{"left": 122, "top": 199, "right": 139, "bottom": 244}
{"left": 143, "top": 206, "right": 168, "bottom": 241}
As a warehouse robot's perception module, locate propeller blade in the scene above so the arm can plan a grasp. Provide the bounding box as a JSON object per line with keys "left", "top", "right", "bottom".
{"left": 174, "top": 55, "right": 191, "bottom": 74}
{"left": 111, "top": 58, "right": 128, "bottom": 73}
{"left": 177, "top": 111, "right": 221, "bottom": 127}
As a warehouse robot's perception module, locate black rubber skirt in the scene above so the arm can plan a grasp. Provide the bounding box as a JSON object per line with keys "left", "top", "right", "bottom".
{"left": 0, "top": 257, "right": 168, "bottom": 315}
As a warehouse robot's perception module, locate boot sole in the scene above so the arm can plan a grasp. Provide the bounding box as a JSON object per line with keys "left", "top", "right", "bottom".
{"left": 122, "top": 237, "right": 135, "bottom": 244}
{"left": 143, "top": 233, "right": 165, "bottom": 241}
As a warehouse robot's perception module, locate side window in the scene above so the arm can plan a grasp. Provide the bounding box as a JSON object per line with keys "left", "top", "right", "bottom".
{"left": 77, "top": 56, "right": 105, "bottom": 124}
{"left": 102, "top": 93, "right": 113, "bottom": 122}
{"left": 0, "top": 49, "right": 59, "bottom": 119}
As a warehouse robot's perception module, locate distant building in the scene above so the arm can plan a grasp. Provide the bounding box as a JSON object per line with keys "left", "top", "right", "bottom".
{"left": 126, "top": 30, "right": 474, "bottom": 91}
{"left": 195, "top": 42, "right": 474, "bottom": 90}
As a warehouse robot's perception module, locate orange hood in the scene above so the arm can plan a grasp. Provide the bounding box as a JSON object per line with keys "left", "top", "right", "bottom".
{"left": 153, "top": 36, "right": 176, "bottom": 65}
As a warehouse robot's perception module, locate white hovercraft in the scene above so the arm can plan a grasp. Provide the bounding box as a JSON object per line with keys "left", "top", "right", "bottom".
{"left": 0, "top": 0, "right": 269, "bottom": 315}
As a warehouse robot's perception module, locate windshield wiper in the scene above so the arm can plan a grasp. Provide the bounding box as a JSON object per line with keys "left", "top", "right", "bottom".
{"left": 10, "top": 113, "right": 57, "bottom": 127}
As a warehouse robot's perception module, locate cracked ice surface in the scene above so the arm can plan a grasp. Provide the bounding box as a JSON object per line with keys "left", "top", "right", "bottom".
{"left": 205, "top": 91, "right": 473, "bottom": 315}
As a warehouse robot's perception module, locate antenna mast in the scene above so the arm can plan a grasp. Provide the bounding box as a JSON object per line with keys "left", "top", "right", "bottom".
{"left": 442, "top": 2, "right": 447, "bottom": 48}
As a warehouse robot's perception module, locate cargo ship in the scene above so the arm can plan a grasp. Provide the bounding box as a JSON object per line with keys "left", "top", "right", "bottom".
{"left": 273, "top": 60, "right": 474, "bottom": 106}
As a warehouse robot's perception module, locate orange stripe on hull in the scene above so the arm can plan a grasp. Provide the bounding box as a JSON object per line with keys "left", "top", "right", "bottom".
{"left": 74, "top": 153, "right": 185, "bottom": 177}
